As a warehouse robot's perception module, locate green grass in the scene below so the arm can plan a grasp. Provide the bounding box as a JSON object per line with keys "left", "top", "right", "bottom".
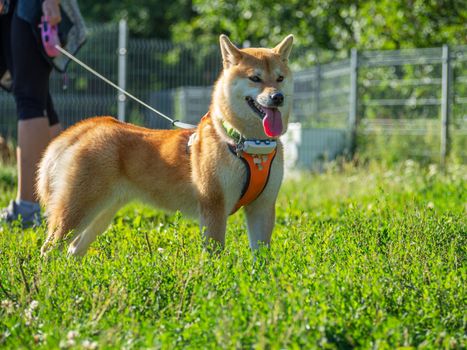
{"left": 0, "top": 162, "right": 466, "bottom": 349}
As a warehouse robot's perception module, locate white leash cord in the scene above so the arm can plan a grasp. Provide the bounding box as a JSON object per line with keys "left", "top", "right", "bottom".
{"left": 55, "top": 45, "right": 196, "bottom": 129}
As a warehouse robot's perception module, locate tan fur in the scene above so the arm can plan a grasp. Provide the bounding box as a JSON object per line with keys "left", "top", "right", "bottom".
{"left": 38, "top": 35, "right": 294, "bottom": 256}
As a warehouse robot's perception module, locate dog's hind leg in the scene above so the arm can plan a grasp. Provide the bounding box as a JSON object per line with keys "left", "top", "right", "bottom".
{"left": 41, "top": 203, "right": 90, "bottom": 256}
{"left": 40, "top": 186, "right": 116, "bottom": 256}
{"left": 67, "top": 201, "right": 122, "bottom": 257}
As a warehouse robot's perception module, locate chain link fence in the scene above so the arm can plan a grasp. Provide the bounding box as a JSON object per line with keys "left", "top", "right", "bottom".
{"left": 0, "top": 21, "right": 465, "bottom": 168}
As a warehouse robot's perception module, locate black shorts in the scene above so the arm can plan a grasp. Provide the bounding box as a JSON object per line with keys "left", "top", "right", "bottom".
{"left": 0, "top": 9, "right": 59, "bottom": 125}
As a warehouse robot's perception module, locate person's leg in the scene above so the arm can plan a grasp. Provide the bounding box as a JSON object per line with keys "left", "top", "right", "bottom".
{"left": 0, "top": 8, "right": 13, "bottom": 91}
{"left": 16, "top": 117, "right": 50, "bottom": 202}
{"left": 1, "top": 13, "right": 59, "bottom": 226}
{"left": 49, "top": 123, "right": 62, "bottom": 139}
{"left": 47, "top": 93, "right": 62, "bottom": 139}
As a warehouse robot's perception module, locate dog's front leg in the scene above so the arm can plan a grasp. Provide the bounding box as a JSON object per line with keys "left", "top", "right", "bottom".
{"left": 245, "top": 200, "right": 276, "bottom": 251}
{"left": 199, "top": 199, "right": 227, "bottom": 251}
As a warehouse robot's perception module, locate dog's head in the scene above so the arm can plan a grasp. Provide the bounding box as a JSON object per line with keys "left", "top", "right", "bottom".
{"left": 214, "top": 34, "right": 294, "bottom": 139}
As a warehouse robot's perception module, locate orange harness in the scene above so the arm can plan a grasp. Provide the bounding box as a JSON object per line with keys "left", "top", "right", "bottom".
{"left": 228, "top": 145, "right": 277, "bottom": 214}
{"left": 189, "top": 112, "right": 277, "bottom": 214}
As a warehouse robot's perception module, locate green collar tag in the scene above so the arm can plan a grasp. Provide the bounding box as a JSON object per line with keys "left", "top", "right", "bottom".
{"left": 221, "top": 120, "right": 243, "bottom": 144}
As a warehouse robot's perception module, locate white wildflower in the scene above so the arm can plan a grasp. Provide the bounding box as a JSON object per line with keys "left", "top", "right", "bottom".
{"left": 59, "top": 339, "right": 76, "bottom": 349}
{"left": 67, "top": 330, "right": 79, "bottom": 340}
{"left": 82, "top": 339, "right": 98, "bottom": 350}
{"left": 1, "top": 299, "right": 15, "bottom": 314}
{"left": 29, "top": 300, "right": 39, "bottom": 310}
{"left": 24, "top": 300, "right": 39, "bottom": 326}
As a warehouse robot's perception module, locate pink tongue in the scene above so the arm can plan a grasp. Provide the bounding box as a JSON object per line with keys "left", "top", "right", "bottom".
{"left": 262, "top": 108, "right": 283, "bottom": 137}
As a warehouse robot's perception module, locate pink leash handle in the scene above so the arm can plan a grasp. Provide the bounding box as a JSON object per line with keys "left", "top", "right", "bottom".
{"left": 39, "top": 16, "right": 61, "bottom": 57}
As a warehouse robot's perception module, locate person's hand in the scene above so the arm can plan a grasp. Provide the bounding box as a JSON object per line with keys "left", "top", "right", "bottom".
{"left": 42, "top": 0, "right": 61, "bottom": 26}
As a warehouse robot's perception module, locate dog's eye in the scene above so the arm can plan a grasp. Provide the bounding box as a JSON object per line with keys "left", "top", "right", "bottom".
{"left": 249, "top": 76, "right": 262, "bottom": 83}
{"left": 277, "top": 76, "right": 284, "bottom": 82}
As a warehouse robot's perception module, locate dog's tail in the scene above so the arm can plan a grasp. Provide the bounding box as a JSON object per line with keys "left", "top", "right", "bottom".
{"left": 36, "top": 137, "right": 67, "bottom": 210}
{"left": 36, "top": 121, "right": 94, "bottom": 210}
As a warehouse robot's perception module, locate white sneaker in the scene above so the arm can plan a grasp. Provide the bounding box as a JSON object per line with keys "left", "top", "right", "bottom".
{"left": 0, "top": 200, "right": 42, "bottom": 228}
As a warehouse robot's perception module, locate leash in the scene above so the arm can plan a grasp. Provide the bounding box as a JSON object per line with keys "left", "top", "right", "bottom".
{"left": 55, "top": 45, "right": 197, "bottom": 130}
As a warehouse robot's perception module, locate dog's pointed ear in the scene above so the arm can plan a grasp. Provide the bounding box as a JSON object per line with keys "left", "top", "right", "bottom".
{"left": 273, "top": 34, "right": 294, "bottom": 62}
{"left": 219, "top": 35, "right": 242, "bottom": 69}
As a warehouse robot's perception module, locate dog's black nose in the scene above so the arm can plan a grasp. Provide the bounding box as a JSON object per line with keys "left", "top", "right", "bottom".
{"left": 270, "top": 92, "right": 284, "bottom": 106}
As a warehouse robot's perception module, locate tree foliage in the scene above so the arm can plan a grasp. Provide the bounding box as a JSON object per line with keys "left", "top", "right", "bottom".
{"left": 78, "top": 0, "right": 194, "bottom": 38}
{"left": 172, "top": 0, "right": 466, "bottom": 50}
{"left": 78, "top": 0, "right": 466, "bottom": 50}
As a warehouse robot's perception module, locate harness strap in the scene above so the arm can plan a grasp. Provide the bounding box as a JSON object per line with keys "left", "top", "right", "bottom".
{"left": 188, "top": 111, "right": 277, "bottom": 214}
{"left": 229, "top": 145, "right": 277, "bottom": 214}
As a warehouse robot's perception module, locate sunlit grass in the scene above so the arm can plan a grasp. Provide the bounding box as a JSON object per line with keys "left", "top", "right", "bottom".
{"left": 0, "top": 162, "right": 466, "bottom": 349}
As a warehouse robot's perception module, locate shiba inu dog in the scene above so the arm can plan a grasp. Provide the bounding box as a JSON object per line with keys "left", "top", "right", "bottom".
{"left": 38, "top": 34, "right": 294, "bottom": 256}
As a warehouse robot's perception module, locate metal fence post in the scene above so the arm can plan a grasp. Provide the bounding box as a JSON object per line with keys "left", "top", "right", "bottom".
{"left": 348, "top": 48, "right": 358, "bottom": 156}
{"left": 313, "top": 63, "right": 321, "bottom": 120}
{"left": 440, "top": 44, "right": 451, "bottom": 165}
{"left": 118, "top": 19, "right": 128, "bottom": 122}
